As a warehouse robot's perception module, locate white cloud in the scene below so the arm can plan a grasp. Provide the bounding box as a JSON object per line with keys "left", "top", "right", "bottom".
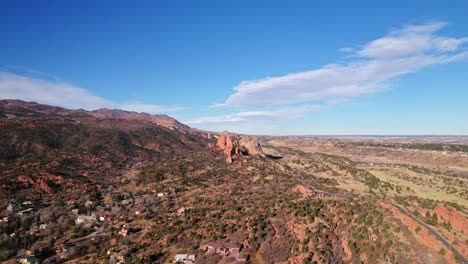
{"left": 0, "top": 71, "right": 114, "bottom": 110}
{"left": 184, "top": 104, "right": 323, "bottom": 125}
{"left": 219, "top": 22, "right": 468, "bottom": 108}
{"left": 357, "top": 22, "right": 468, "bottom": 58}
{"left": 0, "top": 71, "right": 183, "bottom": 114}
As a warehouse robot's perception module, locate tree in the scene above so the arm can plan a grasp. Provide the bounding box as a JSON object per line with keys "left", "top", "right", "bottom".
{"left": 385, "top": 239, "right": 393, "bottom": 248}
{"left": 415, "top": 226, "right": 421, "bottom": 233}
{"left": 22, "top": 217, "right": 33, "bottom": 230}
{"left": 431, "top": 213, "right": 438, "bottom": 226}
{"left": 439, "top": 248, "right": 445, "bottom": 256}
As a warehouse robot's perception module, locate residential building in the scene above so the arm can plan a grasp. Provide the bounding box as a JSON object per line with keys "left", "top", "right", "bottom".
{"left": 207, "top": 241, "right": 241, "bottom": 256}
{"left": 174, "top": 254, "right": 196, "bottom": 263}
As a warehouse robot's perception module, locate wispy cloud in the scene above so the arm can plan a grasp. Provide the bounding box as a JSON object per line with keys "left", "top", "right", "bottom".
{"left": 217, "top": 22, "right": 468, "bottom": 108}
{"left": 184, "top": 104, "right": 323, "bottom": 125}
{"left": 0, "top": 71, "right": 184, "bottom": 114}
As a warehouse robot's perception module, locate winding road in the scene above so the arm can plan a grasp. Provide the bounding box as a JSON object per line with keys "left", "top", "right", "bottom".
{"left": 391, "top": 203, "right": 467, "bottom": 264}
{"left": 296, "top": 177, "right": 466, "bottom": 263}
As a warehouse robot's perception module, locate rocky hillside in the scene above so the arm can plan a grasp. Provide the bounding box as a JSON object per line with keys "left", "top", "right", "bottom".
{"left": 0, "top": 100, "right": 464, "bottom": 264}
{"left": 0, "top": 100, "right": 209, "bottom": 198}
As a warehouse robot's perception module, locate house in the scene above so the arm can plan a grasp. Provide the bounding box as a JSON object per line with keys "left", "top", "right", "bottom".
{"left": 174, "top": 254, "right": 196, "bottom": 263}
{"left": 18, "top": 208, "right": 34, "bottom": 215}
{"left": 157, "top": 192, "right": 168, "bottom": 197}
{"left": 207, "top": 241, "right": 241, "bottom": 256}
{"left": 121, "top": 198, "right": 132, "bottom": 205}
{"left": 75, "top": 215, "right": 96, "bottom": 225}
{"left": 7, "top": 201, "right": 19, "bottom": 212}
{"left": 177, "top": 207, "right": 188, "bottom": 216}
{"left": 39, "top": 224, "right": 48, "bottom": 230}
{"left": 16, "top": 255, "right": 40, "bottom": 264}
{"left": 118, "top": 225, "right": 133, "bottom": 237}
{"left": 22, "top": 201, "right": 33, "bottom": 206}
{"left": 99, "top": 214, "right": 114, "bottom": 222}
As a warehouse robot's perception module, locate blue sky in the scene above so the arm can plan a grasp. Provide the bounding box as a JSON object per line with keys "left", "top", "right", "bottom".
{"left": 1, "top": 0, "right": 467, "bottom": 135}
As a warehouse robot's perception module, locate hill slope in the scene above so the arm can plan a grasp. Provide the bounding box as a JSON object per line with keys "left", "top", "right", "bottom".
{"left": 0, "top": 100, "right": 465, "bottom": 264}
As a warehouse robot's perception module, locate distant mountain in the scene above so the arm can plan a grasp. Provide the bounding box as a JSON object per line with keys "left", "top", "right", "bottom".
{"left": 0, "top": 99, "right": 191, "bottom": 132}
{"left": 91, "top": 108, "right": 191, "bottom": 131}
{"left": 0, "top": 99, "right": 210, "bottom": 197}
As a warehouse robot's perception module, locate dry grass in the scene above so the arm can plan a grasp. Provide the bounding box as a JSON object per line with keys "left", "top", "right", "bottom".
{"left": 367, "top": 166, "right": 468, "bottom": 207}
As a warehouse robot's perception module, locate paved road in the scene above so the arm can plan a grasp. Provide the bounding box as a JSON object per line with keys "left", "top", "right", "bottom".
{"left": 297, "top": 178, "right": 465, "bottom": 262}
{"left": 392, "top": 203, "right": 467, "bottom": 264}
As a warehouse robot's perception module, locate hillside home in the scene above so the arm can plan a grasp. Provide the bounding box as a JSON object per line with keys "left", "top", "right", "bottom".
{"left": 177, "top": 207, "right": 187, "bottom": 216}
{"left": 16, "top": 255, "right": 40, "bottom": 264}
{"left": 207, "top": 241, "right": 241, "bottom": 256}
{"left": 7, "top": 201, "right": 19, "bottom": 212}
{"left": 85, "top": 200, "right": 95, "bottom": 207}
{"left": 174, "top": 254, "right": 196, "bottom": 263}
{"left": 121, "top": 198, "right": 132, "bottom": 205}
{"left": 118, "top": 225, "right": 133, "bottom": 237}
{"left": 18, "top": 208, "right": 34, "bottom": 215}
{"left": 98, "top": 214, "right": 114, "bottom": 222}
{"left": 75, "top": 215, "right": 96, "bottom": 225}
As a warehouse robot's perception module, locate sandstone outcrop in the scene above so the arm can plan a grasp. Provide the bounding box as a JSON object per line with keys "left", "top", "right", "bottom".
{"left": 216, "top": 131, "right": 265, "bottom": 163}
{"left": 239, "top": 137, "right": 266, "bottom": 157}
{"left": 217, "top": 131, "right": 241, "bottom": 163}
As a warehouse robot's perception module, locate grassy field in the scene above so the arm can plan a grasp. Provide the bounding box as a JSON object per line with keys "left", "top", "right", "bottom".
{"left": 367, "top": 165, "right": 468, "bottom": 207}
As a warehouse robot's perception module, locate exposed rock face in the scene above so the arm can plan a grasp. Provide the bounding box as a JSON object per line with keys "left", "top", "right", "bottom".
{"left": 239, "top": 137, "right": 266, "bottom": 157}
{"left": 216, "top": 131, "right": 265, "bottom": 163}
{"left": 383, "top": 202, "right": 456, "bottom": 264}
{"left": 217, "top": 131, "right": 241, "bottom": 163}
{"left": 433, "top": 205, "right": 467, "bottom": 234}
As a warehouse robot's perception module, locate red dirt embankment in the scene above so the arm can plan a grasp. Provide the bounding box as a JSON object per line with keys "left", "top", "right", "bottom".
{"left": 383, "top": 202, "right": 458, "bottom": 264}
{"left": 433, "top": 205, "right": 467, "bottom": 234}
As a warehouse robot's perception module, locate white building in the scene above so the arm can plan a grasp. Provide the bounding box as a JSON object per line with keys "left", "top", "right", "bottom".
{"left": 75, "top": 215, "right": 96, "bottom": 225}
{"left": 174, "top": 254, "right": 196, "bottom": 263}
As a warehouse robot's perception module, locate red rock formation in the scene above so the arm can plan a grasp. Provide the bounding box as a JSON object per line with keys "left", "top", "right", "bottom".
{"left": 217, "top": 131, "right": 241, "bottom": 163}
{"left": 240, "top": 137, "right": 266, "bottom": 157}
{"left": 216, "top": 131, "right": 266, "bottom": 163}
